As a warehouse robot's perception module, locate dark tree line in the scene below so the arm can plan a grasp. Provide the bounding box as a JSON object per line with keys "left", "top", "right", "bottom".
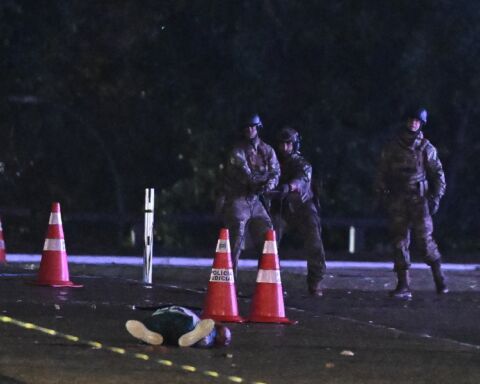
{"left": 0, "top": 1, "right": 478, "bottom": 254}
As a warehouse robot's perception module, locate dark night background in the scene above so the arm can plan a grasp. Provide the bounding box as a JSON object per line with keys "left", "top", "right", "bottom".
{"left": 0, "top": 1, "right": 478, "bottom": 258}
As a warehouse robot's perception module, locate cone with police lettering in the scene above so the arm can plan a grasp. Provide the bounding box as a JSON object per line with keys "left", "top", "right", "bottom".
{"left": 201, "top": 228, "right": 245, "bottom": 322}
{"left": 0, "top": 217, "right": 6, "bottom": 263}
{"left": 33, "top": 203, "right": 82, "bottom": 287}
{"left": 248, "top": 229, "right": 295, "bottom": 324}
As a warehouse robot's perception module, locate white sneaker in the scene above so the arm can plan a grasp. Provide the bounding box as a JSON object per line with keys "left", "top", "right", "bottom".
{"left": 125, "top": 320, "right": 164, "bottom": 345}
{"left": 178, "top": 319, "right": 215, "bottom": 347}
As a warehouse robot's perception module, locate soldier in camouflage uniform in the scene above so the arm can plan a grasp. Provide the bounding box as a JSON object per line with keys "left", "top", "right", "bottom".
{"left": 221, "top": 114, "right": 280, "bottom": 277}
{"left": 271, "top": 127, "right": 327, "bottom": 296}
{"left": 375, "top": 108, "right": 448, "bottom": 299}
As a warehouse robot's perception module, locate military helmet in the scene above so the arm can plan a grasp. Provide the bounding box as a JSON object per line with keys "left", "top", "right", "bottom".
{"left": 242, "top": 113, "right": 263, "bottom": 129}
{"left": 407, "top": 108, "right": 428, "bottom": 125}
{"left": 277, "top": 126, "right": 301, "bottom": 152}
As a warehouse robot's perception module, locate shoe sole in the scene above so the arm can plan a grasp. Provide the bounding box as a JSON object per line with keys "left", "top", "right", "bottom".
{"left": 389, "top": 293, "right": 413, "bottom": 300}
{"left": 125, "top": 320, "right": 164, "bottom": 345}
{"left": 308, "top": 287, "right": 323, "bottom": 297}
{"left": 178, "top": 319, "right": 215, "bottom": 347}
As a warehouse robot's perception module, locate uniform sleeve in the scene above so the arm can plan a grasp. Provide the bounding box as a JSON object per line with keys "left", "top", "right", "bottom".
{"left": 425, "top": 143, "right": 446, "bottom": 200}
{"left": 226, "top": 147, "right": 254, "bottom": 187}
{"left": 289, "top": 158, "right": 312, "bottom": 194}
{"left": 263, "top": 147, "right": 280, "bottom": 192}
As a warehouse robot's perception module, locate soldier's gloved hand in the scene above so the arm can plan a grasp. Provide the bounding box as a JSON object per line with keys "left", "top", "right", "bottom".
{"left": 278, "top": 184, "right": 291, "bottom": 198}
{"left": 428, "top": 196, "right": 440, "bottom": 215}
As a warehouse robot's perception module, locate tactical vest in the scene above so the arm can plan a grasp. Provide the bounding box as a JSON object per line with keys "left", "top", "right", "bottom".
{"left": 389, "top": 136, "right": 429, "bottom": 196}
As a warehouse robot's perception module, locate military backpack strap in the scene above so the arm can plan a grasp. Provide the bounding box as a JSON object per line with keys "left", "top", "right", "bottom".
{"left": 417, "top": 138, "right": 430, "bottom": 197}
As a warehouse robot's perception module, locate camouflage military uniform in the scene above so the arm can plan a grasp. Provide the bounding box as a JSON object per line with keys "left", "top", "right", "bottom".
{"left": 271, "top": 152, "right": 326, "bottom": 292}
{"left": 376, "top": 129, "right": 446, "bottom": 271}
{"left": 222, "top": 136, "right": 280, "bottom": 275}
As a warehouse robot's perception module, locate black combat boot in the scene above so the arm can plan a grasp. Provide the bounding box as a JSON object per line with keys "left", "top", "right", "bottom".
{"left": 430, "top": 260, "right": 449, "bottom": 294}
{"left": 389, "top": 270, "right": 412, "bottom": 299}
{"left": 308, "top": 281, "right": 323, "bottom": 297}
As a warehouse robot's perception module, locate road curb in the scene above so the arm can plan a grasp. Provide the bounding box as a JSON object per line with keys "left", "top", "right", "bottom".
{"left": 4, "top": 254, "right": 480, "bottom": 271}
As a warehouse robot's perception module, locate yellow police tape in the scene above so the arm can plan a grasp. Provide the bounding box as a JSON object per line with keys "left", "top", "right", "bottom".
{"left": 0, "top": 315, "right": 267, "bottom": 384}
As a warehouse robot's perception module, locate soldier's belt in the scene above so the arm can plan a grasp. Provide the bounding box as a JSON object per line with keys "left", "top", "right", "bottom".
{"left": 393, "top": 180, "right": 428, "bottom": 196}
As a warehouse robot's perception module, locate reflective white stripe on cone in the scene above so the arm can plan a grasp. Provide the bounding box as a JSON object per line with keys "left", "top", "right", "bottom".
{"left": 31, "top": 202, "right": 82, "bottom": 288}
{"left": 248, "top": 229, "right": 295, "bottom": 324}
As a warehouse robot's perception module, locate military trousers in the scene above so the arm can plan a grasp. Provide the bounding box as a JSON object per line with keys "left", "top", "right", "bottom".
{"left": 386, "top": 195, "right": 441, "bottom": 271}
{"left": 223, "top": 195, "right": 272, "bottom": 276}
{"left": 273, "top": 204, "right": 326, "bottom": 288}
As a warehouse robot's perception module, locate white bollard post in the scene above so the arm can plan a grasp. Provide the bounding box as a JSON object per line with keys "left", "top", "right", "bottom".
{"left": 348, "top": 225, "right": 355, "bottom": 254}
{"left": 143, "top": 188, "right": 155, "bottom": 284}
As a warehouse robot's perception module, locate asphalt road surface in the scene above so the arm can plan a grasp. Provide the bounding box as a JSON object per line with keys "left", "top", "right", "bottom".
{"left": 0, "top": 261, "right": 479, "bottom": 384}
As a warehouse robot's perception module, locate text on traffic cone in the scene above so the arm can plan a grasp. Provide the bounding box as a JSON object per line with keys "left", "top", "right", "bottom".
{"left": 201, "top": 228, "right": 244, "bottom": 322}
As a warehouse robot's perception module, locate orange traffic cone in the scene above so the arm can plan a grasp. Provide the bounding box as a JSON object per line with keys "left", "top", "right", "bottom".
{"left": 0, "top": 217, "right": 6, "bottom": 263}
{"left": 248, "top": 229, "right": 295, "bottom": 324}
{"left": 201, "top": 228, "right": 245, "bottom": 322}
{"left": 33, "top": 202, "right": 82, "bottom": 287}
